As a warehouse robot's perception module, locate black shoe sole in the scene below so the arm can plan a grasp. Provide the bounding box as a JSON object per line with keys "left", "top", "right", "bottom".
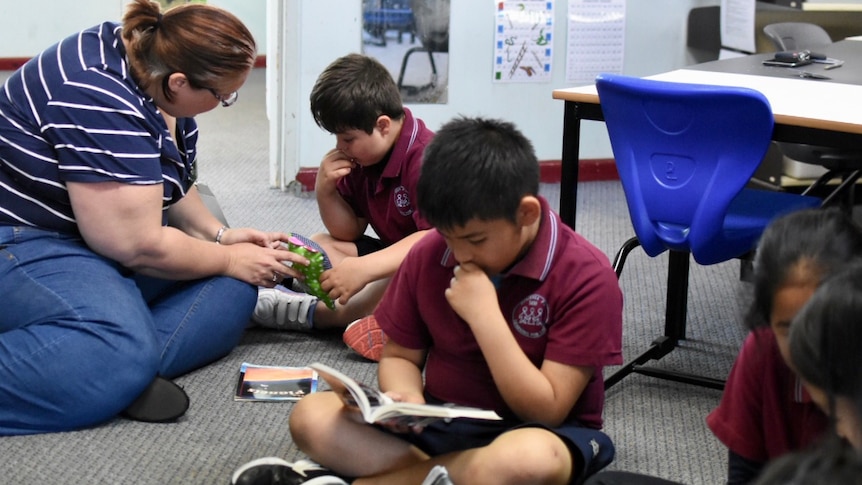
{"left": 121, "top": 376, "right": 189, "bottom": 423}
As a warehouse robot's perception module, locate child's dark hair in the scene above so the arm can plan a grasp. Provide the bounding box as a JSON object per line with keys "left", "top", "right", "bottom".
{"left": 790, "top": 263, "right": 862, "bottom": 436}
{"left": 416, "top": 116, "right": 539, "bottom": 231}
{"left": 753, "top": 436, "right": 862, "bottom": 485}
{"left": 746, "top": 208, "right": 862, "bottom": 331}
{"left": 309, "top": 53, "right": 405, "bottom": 134}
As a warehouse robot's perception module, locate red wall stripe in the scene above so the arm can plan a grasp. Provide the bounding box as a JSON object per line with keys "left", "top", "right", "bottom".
{"left": 295, "top": 159, "right": 619, "bottom": 193}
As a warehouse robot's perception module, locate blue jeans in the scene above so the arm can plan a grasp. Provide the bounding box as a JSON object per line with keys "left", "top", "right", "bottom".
{"left": 0, "top": 226, "right": 257, "bottom": 435}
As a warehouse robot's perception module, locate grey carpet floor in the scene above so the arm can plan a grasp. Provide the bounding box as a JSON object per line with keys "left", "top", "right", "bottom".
{"left": 0, "top": 68, "right": 747, "bottom": 484}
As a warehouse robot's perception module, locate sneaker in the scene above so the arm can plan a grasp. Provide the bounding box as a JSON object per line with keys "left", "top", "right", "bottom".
{"left": 121, "top": 376, "right": 189, "bottom": 423}
{"left": 231, "top": 458, "right": 347, "bottom": 485}
{"left": 253, "top": 288, "right": 318, "bottom": 332}
{"left": 421, "top": 465, "right": 455, "bottom": 485}
{"left": 343, "top": 315, "right": 388, "bottom": 362}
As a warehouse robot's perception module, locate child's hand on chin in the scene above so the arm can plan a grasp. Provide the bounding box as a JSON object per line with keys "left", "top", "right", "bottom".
{"left": 446, "top": 263, "right": 498, "bottom": 324}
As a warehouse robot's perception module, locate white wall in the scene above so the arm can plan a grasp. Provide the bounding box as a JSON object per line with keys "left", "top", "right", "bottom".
{"left": 209, "top": 0, "right": 266, "bottom": 53}
{"left": 432, "top": 0, "right": 722, "bottom": 160}
{"left": 0, "top": 1, "right": 123, "bottom": 57}
{"left": 0, "top": 0, "right": 266, "bottom": 57}
{"left": 276, "top": 0, "right": 720, "bottom": 179}
{"left": 2, "top": 0, "right": 720, "bottom": 170}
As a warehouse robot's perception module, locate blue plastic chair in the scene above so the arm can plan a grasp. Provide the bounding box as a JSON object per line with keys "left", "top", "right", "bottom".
{"left": 595, "top": 73, "right": 821, "bottom": 390}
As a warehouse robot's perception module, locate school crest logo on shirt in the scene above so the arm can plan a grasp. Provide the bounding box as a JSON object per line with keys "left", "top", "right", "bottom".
{"left": 393, "top": 186, "right": 413, "bottom": 216}
{"left": 512, "top": 294, "right": 549, "bottom": 338}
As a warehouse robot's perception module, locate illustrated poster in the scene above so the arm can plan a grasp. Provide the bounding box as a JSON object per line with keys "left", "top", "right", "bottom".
{"left": 493, "top": 1, "right": 555, "bottom": 83}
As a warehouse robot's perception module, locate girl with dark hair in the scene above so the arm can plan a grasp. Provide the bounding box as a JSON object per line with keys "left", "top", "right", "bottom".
{"left": 585, "top": 209, "right": 862, "bottom": 485}
{"left": 752, "top": 436, "right": 862, "bottom": 485}
{"left": 789, "top": 264, "right": 862, "bottom": 450}
{"left": 751, "top": 264, "right": 862, "bottom": 485}
{"left": 0, "top": 0, "right": 306, "bottom": 435}
{"left": 707, "top": 209, "right": 862, "bottom": 483}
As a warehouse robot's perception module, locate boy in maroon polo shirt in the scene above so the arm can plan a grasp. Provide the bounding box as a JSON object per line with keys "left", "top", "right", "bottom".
{"left": 232, "top": 117, "right": 624, "bottom": 485}
{"left": 252, "top": 54, "right": 434, "bottom": 348}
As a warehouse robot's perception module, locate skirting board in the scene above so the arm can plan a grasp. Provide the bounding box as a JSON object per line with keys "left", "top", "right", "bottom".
{"left": 294, "top": 159, "right": 619, "bottom": 192}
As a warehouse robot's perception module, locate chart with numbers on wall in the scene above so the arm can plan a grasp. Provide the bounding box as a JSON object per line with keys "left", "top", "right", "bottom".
{"left": 566, "top": 0, "right": 626, "bottom": 86}
{"left": 493, "top": 1, "right": 555, "bottom": 83}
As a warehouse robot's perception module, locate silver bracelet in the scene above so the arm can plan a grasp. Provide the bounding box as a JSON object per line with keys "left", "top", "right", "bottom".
{"left": 215, "top": 225, "right": 228, "bottom": 244}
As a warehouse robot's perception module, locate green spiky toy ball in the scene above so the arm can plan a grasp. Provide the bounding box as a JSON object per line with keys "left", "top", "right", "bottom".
{"left": 283, "top": 236, "right": 336, "bottom": 309}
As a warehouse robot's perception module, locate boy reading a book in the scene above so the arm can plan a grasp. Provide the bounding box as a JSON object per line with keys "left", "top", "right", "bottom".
{"left": 232, "top": 117, "right": 624, "bottom": 485}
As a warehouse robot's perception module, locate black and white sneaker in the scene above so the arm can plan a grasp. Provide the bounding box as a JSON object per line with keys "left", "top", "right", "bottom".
{"left": 252, "top": 289, "right": 318, "bottom": 332}
{"left": 231, "top": 458, "right": 347, "bottom": 485}
{"left": 421, "top": 465, "right": 455, "bottom": 485}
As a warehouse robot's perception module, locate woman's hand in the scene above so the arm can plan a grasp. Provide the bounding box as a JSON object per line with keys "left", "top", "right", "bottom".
{"left": 215, "top": 227, "right": 291, "bottom": 249}
{"left": 67, "top": 181, "right": 315, "bottom": 284}
{"left": 223, "top": 242, "right": 311, "bottom": 288}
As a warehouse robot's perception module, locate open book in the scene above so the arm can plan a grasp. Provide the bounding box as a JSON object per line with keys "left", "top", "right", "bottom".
{"left": 310, "top": 362, "right": 502, "bottom": 426}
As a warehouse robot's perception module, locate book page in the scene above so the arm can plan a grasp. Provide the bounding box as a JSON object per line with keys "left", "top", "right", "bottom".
{"left": 310, "top": 363, "right": 502, "bottom": 425}
{"left": 370, "top": 402, "right": 503, "bottom": 424}
{"left": 310, "top": 362, "right": 392, "bottom": 421}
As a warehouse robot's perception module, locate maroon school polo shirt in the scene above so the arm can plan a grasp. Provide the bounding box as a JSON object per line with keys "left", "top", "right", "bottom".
{"left": 336, "top": 108, "right": 433, "bottom": 246}
{"left": 376, "top": 196, "right": 623, "bottom": 429}
{"left": 707, "top": 327, "right": 829, "bottom": 463}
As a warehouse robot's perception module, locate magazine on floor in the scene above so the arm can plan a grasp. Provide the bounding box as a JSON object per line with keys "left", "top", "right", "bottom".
{"left": 235, "top": 362, "right": 319, "bottom": 402}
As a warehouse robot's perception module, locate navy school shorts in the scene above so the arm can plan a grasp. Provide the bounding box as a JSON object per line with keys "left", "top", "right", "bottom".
{"left": 354, "top": 234, "right": 387, "bottom": 257}
{"left": 386, "top": 415, "right": 615, "bottom": 484}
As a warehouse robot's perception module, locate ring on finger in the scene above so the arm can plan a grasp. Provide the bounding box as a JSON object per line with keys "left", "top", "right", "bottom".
{"left": 272, "top": 272, "right": 279, "bottom": 282}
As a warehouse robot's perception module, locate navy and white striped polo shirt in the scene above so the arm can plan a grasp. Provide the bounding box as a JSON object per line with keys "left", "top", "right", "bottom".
{"left": 0, "top": 21, "right": 197, "bottom": 234}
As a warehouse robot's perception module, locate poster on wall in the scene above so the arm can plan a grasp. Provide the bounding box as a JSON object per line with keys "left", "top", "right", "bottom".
{"left": 565, "top": 0, "right": 625, "bottom": 86}
{"left": 361, "top": 0, "right": 451, "bottom": 104}
{"left": 493, "top": 1, "right": 555, "bottom": 83}
{"left": 720, "top": 0, "right": 755, "bottom": 54}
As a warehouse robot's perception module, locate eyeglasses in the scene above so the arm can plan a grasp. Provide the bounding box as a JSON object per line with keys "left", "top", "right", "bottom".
{"left": 208, "top": 88, "right": 239, "bottom": 108}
